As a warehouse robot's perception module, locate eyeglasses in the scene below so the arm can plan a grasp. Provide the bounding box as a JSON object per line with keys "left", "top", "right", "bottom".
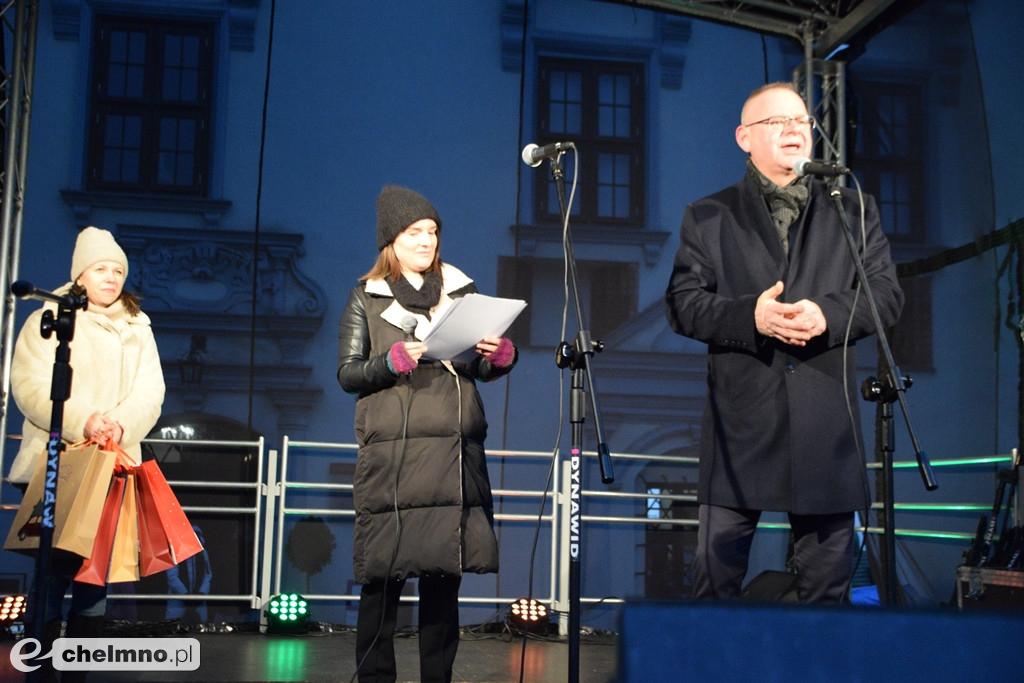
{"left": 744, "top": 114, "right": 816, "bottom": 131}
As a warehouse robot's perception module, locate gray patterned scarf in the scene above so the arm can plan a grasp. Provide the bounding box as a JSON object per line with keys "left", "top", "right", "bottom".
{"left": 746, "top": 157, "right": 809, "bottom": 255}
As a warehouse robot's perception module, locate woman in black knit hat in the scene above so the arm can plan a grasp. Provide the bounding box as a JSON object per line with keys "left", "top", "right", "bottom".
{"left": 337, "top": 185, "right": 517, "bottom": 682}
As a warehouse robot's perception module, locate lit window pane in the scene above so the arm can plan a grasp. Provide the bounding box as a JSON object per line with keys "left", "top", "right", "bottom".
{"left": 102, "top": 150, "right": 121, "bottom": 181}
{"left": 109, "top": 30, "right": 126, "bottom": 61}
{"left": 598, "top": 153, "right": 630, "bottom": 218}
{"left": 126, "top": 64, "right": 145, "bottom": 99}
{"left": 163, "top": 34, "right": 201, "bottom": 101}
{"left": 121, "top": 150, "right": 140, "bottom": 181}
{"left": 548, "top": 70, "right": 582, "bottom": 135}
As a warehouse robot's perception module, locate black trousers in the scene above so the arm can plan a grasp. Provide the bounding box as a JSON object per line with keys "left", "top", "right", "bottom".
{"left": 693, "top": 504, "right": 854, "bottom": 603}
{"left": 355, "top": 575, "right": 462, "bottom": 683}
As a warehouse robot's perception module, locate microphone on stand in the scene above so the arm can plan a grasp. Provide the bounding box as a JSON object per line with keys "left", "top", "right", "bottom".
{"left": 11, "top": 280, "right": 87, "bottom": 309}
{"left": 793, "top": 157, "right": 849, "bottom": 178}
{"left": 12, "top": 280, "right": 56, "bottom": 302}
{"left": 521, "top": 141, "right": 573, "bottom": 167}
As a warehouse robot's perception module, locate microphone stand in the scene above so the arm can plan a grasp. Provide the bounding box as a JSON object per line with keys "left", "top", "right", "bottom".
{"left": 546, "top": 152, "right": 613, "bottom": 683}
{"left": 15, "top": 284, "right": 86, "bottom": 678}
{"left": 826, "top": 184, "right": 937, "bottom": 606}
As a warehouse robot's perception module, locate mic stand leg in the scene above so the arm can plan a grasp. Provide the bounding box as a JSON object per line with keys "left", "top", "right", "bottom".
{"left": 861, "top": 376, "right": 904, "bottom": 605}
{"left": 27, "top": 297, "right": 82, "bottom": 682}
{"left": 546, "top": 154, "right": 614, "bottom": 683}
{"left": 568, "top": 359, "right": 584, "bottom": 682}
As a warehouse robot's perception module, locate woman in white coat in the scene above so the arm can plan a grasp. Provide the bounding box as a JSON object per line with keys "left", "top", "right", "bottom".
{"left": 8, "top": 226, "right": 165, "bottom": 680}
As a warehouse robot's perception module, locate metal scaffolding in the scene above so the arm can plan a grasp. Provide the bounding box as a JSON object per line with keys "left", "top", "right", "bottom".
{"left": 0, "top": 0, "right": 38, "bottom": 447}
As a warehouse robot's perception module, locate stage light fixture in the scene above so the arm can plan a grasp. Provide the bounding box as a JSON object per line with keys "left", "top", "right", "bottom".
{"left": 508, "top": 597, "right": 549, "bottom": 632}
{"left": 0, "top": 595, "right": 27, "bottom": 638}
{"left": 262, "top": 593, "right": 310, "bottom": 635}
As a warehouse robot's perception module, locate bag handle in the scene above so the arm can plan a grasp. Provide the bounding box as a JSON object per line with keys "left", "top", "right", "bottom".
{"left": 99, "top": 438, "right": 136, "bottom": 471}
{"left": 63, "top": 436, "right": 135, "bottom": 471}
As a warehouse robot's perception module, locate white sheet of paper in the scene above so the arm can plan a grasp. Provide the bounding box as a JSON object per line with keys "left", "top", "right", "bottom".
{"left": 421, "top": 293, "right": 527, "bottom": 363}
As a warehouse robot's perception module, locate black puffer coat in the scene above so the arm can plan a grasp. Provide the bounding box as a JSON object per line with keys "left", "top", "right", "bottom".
{"left": 337, "top": 264, "right": 515, "bottom": 583}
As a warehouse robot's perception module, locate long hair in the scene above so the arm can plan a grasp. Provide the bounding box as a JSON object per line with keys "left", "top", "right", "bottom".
{"left": 71, "top": 283, "right": 141, "bottom": 316}
{"left": 359, "top": 242, "right": 444, "bottom": 283}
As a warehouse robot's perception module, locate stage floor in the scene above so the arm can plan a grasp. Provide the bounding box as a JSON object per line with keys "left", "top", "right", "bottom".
{"left": 0, "top": 625, "right": 620, "bottom": 682}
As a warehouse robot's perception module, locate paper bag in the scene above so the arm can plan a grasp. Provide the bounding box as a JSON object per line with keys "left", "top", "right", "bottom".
{"left": 4, "top": 441, "right": 117, "bottom": 557}
{"left": 134, "top": 460, "right": 203, "bottom": 567}
{"left": 107, "top": 474, "right": 139, "bottom": 583}
{"left": 135, "top": 478, "right": 176, "bottom": 576}
{"left": 75, "top": 475, "right": 126, "bottom": 586}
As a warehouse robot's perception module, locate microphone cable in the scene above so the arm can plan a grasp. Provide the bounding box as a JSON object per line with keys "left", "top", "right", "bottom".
{"left": 834, "top": 172, "right": 878, "bottom": 604}
{"left": 517, "top": 150, "right": 580, "bottom": 682}
{"left": 349, "top": 372, "right": 415, "bottom": 682}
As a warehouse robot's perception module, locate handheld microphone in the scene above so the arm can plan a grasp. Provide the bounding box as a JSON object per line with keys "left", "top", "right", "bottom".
{"left": 400, "top": 315, "right": 418, "bottom": 341}
{"left": 793, "top": 157, "right": 849, "bottom": 178}
{"left": 521, "top": 141, "right": 573, "bottom": 167}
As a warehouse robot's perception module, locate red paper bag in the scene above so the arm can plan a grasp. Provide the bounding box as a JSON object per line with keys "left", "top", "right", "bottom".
{"left": 135, "top": 482, "right": 175, "bottom": 576}
{"left": 75, "top": 475, "right": 127, "bottom": 586}
{"left": 134, "top": 460, "right": 203, "bottom": 567}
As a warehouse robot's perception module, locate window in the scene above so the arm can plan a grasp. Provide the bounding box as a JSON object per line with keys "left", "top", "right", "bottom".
{"left": 534, "top": 58, "right": 644, "bottom": 226}
{"left": 88, "top": 15, "right": 213, "bottom": 196}
{"left": 849, "top": 80, "right": 925, "bottom": 242}
{"left": 498, "top": 256, "right": 637, "bottom": 346}
{"left": 889, "top": 275, "right": 934, "bottom": 372}
{"left": 848, "top": 78, "right": 932, "bottom": 372}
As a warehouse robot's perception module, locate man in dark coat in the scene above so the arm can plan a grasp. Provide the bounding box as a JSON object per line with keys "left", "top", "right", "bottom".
{"left": 664, "top": 82, "right": 903, "bottom": 603}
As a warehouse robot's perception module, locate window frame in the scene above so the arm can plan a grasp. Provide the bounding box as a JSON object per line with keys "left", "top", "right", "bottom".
{"left": 534, "top": 57, "right": 645, "bottom": 227}
{"left": 87, "top": 14, "right": 214, "bottom": 196}
{"left": 849, "top": 79, "right": 926, "bottom": 243}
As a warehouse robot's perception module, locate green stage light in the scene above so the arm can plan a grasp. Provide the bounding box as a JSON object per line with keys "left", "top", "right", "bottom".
{"left": 262, "top": 593, "right": 310, "bottom": 635}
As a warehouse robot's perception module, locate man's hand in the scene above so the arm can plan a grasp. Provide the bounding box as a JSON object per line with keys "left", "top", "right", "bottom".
{"left": 755, "top": 281, "right": 826, "bottom": 347}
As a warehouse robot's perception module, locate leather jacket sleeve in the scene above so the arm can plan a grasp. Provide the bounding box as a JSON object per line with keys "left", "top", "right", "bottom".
{"left": 467, "top": 346, "right": 518, "bottom": 382}
{"left": 337, "top": 285, "right": 399, "bottom": 395}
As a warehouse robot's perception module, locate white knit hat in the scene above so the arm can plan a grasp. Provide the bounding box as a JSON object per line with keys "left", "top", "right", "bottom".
{"left": 70, "top": 227, "right": 128, "bottom": 281}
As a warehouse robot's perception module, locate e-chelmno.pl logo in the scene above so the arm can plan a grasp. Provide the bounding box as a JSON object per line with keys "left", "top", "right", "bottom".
{"left": 9, "top": 637, "right": 201, "bottom": 673}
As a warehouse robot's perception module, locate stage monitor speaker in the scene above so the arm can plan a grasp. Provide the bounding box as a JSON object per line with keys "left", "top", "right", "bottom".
{"left": 617, "top": 599, "right": 1024, "bottom": 681}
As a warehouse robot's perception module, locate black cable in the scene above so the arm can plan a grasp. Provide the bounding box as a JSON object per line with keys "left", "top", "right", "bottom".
{"left": 760, "top": 33, "right": 769, "bottom": 83}
{"left": 502, "top": 3, "right": 563, "bottom": 680}
{"left": 962, "top": 0, "right": 1008, "bottom": 453}
{"left": 496, "top": 0, "right": 532, "bottom": 605}
{"left": 247, "top": 0, "right": 275, "bottom": 429}
{"left": 350, "top": 375, "right": 414, "bottom": 682}
{"left": 517, "top": 438, "right": 558, "bottom": 683}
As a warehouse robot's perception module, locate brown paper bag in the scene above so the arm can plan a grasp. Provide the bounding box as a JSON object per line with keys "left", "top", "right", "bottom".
{"left": 107, "top": 474, "right": 140, "bottom": 583}
{"left": 4, "top": 442, "right": 117, "bottom": 557}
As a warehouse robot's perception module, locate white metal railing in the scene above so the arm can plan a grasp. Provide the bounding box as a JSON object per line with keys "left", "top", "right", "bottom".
{"left": 274, "top": 437, "right": 560, "bottom": 614}
{"left": 105, "top": 436, "right": 266, "bottom": 609}
{"left": 2, "top": 432, "right": 1015, "bottom": 621}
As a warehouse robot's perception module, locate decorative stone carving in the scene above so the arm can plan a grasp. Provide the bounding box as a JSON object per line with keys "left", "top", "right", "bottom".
{"left": 116, "top": 224, "right": 326, "bottom": 433}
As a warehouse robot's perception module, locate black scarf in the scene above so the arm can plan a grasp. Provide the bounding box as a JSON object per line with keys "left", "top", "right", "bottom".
{"left": 388, "top": 271, "right": 443, "bottom": 320}
{"left": 746, "top": 157, "right": 809, "bottom": 256}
